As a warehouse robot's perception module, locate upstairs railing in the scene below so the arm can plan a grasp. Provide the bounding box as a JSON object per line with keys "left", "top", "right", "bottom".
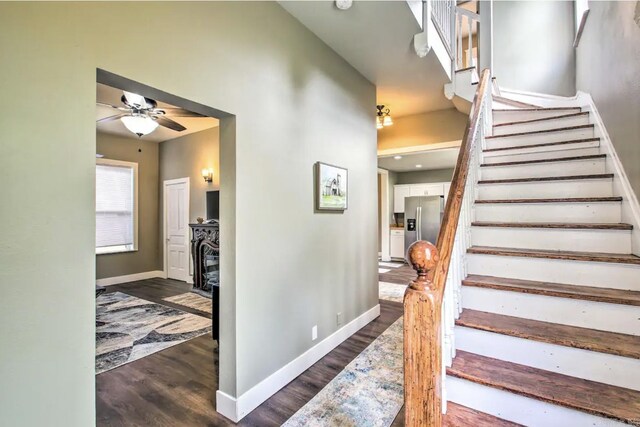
{"left": 455, "top": 6, "right": 480, "bottom": 73}
{"left": 431, "top": 0, "right": 455, "bottom": 59}
{"left": 403, "top": 69, "right": 492, "bottom": 427}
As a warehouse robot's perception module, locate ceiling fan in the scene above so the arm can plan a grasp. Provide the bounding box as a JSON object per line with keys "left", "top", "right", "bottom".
{"left": 97, "top": 91, "right": 206, "bottom": 137}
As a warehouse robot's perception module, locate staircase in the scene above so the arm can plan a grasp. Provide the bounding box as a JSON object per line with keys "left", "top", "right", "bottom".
{"left": 445, "top": 105, "right": 640, "bottom": 426}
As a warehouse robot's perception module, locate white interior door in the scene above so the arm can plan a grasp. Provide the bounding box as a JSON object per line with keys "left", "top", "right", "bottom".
{"left": 164, "top": 179, "right": 189, "bottom": 281}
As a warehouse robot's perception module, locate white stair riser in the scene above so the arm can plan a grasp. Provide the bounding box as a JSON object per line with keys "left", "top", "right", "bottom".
{"left": 470, "top": 226, "right": 631, "bottom": 254}
{"left": 461, "top": 286, "right": 640, "bottom": 336}
{"left": 467, "top": 253, "right": 640, "bottom": 290}
{"left": 481, "top": 159, "right": 605, "bottom": 180}
{"left": 493, "top": 115, "right": 590, "bottom": 136}
{"left": 475, "top": 202, "right": 621, "bottom": 223}
{"left": 483, "top": 145, "right": 600, "bottom": 163}
{"left": 493, "top": 109, "right": 583, "bottom": 125}
{"left": 478, "top": 178, "right": 613, "bottom": 199}
{"left": 486, "top": 127, "right": 594, "bottom": 150}
{"left": 455, "top": 326, "right": 640, "bottom": 391}
{"left": 446, "top": 376, "right": 627, "bottom": 427}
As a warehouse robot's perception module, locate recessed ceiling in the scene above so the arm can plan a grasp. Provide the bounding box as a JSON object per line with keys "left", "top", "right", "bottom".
{"left": 96, "top": 83, "right": 219, "bottom": 143}
{"left": 378, "top": 148, "right": 460, "bottom": 173}
{"left": 279, "top": 1, "right": 453, "bottom": 117}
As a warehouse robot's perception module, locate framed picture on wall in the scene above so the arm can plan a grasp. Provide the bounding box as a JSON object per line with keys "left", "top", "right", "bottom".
{"left": 316, "top": 162, "right": 348, "bottom": 211}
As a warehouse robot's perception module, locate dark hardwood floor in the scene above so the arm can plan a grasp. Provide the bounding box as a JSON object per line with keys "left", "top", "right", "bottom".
{"left": 379, "top": 262, "right": 414, "bottom": 285}
{"left": 97, "top": 277, "right": 403, "bottom": 426}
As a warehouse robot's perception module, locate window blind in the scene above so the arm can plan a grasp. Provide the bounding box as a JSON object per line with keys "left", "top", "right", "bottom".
{"left": 96, "top": 163, "right": 134, "bottom": 249}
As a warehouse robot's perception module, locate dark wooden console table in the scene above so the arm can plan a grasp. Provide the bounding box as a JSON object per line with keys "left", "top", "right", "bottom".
{"left": 189, "top": 222, "right": 220, "bottom": 340}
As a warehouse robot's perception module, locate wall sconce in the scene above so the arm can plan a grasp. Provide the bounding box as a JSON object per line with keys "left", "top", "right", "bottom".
{"left": 201, "top": 168, "right": 214, "bottom": 183}
{"left": 376, "top": 105, "right": 393, "bottom": 129}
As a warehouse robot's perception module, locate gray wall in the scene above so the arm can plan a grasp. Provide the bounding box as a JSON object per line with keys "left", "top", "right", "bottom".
{"left": 493, "top": 0, "right": 576, "bottom": 96}
{"left": 396, "top": 168, "right": 454, "bottom": 185}
{"left": 0, "top": 3, "right": 376, "bottom": 425}
{"left": 576, "top": 1, "right": 640, "bottom": 199}
{"left": 159, "top": 126, "right": 220, "bottom": 265}
{"left": 96, "top": 133, "right": 161, "bottom": 279}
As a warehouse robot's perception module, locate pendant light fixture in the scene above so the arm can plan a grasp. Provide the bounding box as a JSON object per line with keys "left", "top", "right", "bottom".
{"left": 376, "top": 105, "right": 393, "bottom": 129}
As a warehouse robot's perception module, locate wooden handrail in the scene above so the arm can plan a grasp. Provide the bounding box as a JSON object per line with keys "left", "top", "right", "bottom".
{"left": 403, "top": 69, "right": 492, "bottom": 427}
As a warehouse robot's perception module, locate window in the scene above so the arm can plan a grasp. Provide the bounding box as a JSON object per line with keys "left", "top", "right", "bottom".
{"left": 96, "top": 158, "right": 138, "bottom": 254}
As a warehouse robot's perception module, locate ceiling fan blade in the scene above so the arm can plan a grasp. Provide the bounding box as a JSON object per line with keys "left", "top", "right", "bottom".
{"left": 123, "top": 91, "right": 148, "bottom": 109}
{"left": 97, "top": 102, "right": 129, "bottom": 111}
{"left": 159, "top": 107, "right": 206, "bottom": 118}
{"left": 96, "top": 113, "right": 126, "bottom": 124}
{"left": 155, "top": 116, "right": 186, "bottom": 132}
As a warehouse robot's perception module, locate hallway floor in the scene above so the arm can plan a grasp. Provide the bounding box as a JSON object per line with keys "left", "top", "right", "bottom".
{"left": 96, "top": 277, "right": 403, "bottom": 426}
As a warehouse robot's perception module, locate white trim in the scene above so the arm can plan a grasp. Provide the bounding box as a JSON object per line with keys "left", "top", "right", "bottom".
{"left": 216, "top": 304, "right": 381, "bottom": 422}
{"left": 96, "top": 270, "right": 166, "bottom": 287}
{"left": 96, "top": 157, "right": 139, "bottom": 252}
{"left": 163, "top": 177, "right": 191, "bottom": 281}
{"left": 377, "top": 139, "right": 462, "bottom": 157}
{"left": 579, "top": 91, "right": 640, "bottom": 255}
{"left": 378, "top": 168, "right": 391, "bottom": 262}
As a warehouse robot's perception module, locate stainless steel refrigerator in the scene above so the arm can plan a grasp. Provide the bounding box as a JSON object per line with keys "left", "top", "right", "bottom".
{"left": 404, "top": 196, "right": 444, "bottom": 254}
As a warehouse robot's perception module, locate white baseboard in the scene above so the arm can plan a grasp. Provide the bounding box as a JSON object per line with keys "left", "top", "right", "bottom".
{"left": 96, "top": 270, "right": 166, "bottom": 286}
{"left": 216, "top": 304, "right": 382, "bottom": 422}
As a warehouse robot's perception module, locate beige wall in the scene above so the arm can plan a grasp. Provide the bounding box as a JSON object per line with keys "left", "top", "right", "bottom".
{"left": 576, "top": 1, "right": 640, "bottom": 199}
{"left": 0, "top": 3, "right": 376, "bottom": 425}
{"left": 377, "top": 109, "right": 468, "bottom": 152}
{"left": 493, "top": 0, "right": 576, "bottom": 96}
{"left": 95, "top": 133, "right": 160, "bottom": 279}
{"left": 396, "top": 168, "right": 454, "bottom": 185}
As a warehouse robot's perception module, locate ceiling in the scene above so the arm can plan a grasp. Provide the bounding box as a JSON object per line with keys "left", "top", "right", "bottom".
{"left": 378, "top": 148, "right": 459, "bottom": 172}
{"left": 96, "top": 83, "right": 219, "bottom": 143}
{"left": 279, "top": 1, "right": 453, "bottom": 117}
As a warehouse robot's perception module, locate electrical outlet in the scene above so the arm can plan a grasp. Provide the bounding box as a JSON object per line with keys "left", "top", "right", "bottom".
{"left": 337, "top": 312, "right": 343, "bottom": 327}
{"left": 312, "top": 325, "right": 318, "bottom": 341}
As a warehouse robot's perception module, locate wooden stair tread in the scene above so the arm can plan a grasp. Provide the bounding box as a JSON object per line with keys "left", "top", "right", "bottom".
{"left": 457, "top": 309, "right": 640, "bottom": 359}
{"left": 478, "top": 173, "right": 613, "bottom": 184}
{"left": 393, "top": 402, "right": 523, "bottom": 427}
{"left": 471, "top": 221, "right": 633, "bottom": 230}
{"left": 493, "top": 111, "right": 590, "bottom": 127}
{"left": 447, "top": 350, "right": 640, "bottom": 424}
{"left": 484, "top": 137, "right": 600, "bottom": 153}
{"left": 476, "top": 196, "right": 622, "bottom": 204}
{"left": 444, "top": 402, "right": 523, "bottom": 427}
{"left": 464, "top": 274, "right": 640, "bottom": 306}
{"left": 467, "top": 246, "right": 640, "bottom": 265}
{"left": 487, "top": 124, "right": 594, "bottom": 139}
{"left": 494, "top": 107, "right": 582, "bottom": 112}
{"left": 481, "top": 154, "right": 606, "bottom": 167}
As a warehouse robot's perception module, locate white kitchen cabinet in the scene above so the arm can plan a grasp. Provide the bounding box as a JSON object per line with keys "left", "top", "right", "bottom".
{"left": 390, "top": 229, "right": 405, "bottom": 259}
{"left": 394, "top": 182, "right": 448, "bottom": 213}
{"left": 394, "top": 186, "right": 411, "bottom": 213}
{"left": 410, "top": 183, "right": 444, "bottom": 197}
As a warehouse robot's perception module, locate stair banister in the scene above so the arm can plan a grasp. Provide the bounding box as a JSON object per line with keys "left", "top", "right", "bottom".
{"left": 403, "top": 69, "right": 492, "bottom": 427}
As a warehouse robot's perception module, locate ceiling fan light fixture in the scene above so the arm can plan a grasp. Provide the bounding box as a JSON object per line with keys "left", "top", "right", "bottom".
{"left": 121, "top": 115, "right": 159, "bottom": 137}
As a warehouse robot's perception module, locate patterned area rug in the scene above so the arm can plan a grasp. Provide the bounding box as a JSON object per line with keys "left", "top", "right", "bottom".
{"left": 379, "top": 282, "right": 407, "bottom": 303}
{"left": 96, "top": 292, "right": 212, "bottom": 374}
{"left": 163, "top": 292, "right": 212, "bottom": 314}
{"left": 283, "top": 318, "right": 404, "bottom": 427}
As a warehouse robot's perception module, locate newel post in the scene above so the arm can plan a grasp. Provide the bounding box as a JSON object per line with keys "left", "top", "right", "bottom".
{"left": 403, "top": 241, "right": 442, "bottom": 427}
